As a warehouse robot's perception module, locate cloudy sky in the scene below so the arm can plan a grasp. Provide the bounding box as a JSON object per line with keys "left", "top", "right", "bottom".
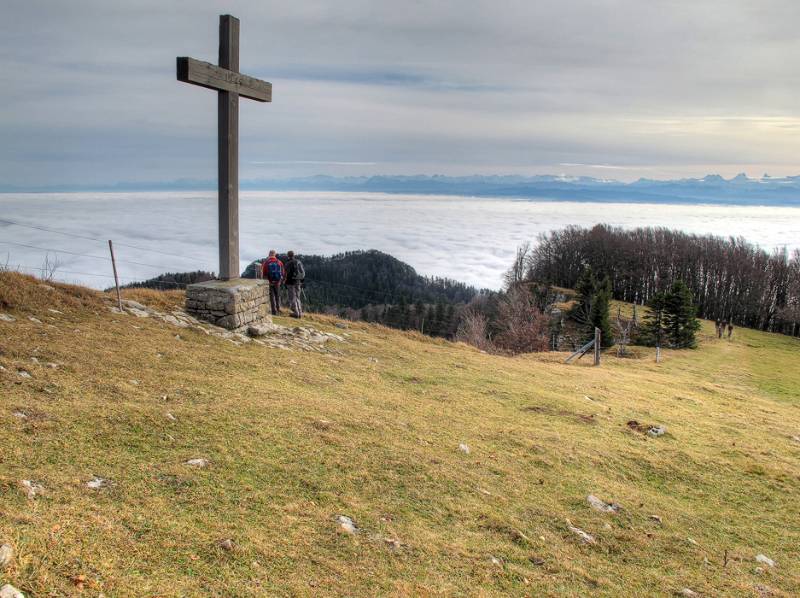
{"left": 2, "top": 0, "right": 799, "bottom": 186}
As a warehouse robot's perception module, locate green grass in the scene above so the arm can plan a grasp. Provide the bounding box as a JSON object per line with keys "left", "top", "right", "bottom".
{"left": 1, "top": 272, "right": 799, "bottom": 596}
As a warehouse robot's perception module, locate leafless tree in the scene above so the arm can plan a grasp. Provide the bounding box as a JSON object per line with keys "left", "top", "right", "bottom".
{"left": 40, "top": 253, "right": 62, "bottom": 282}
{"left": 504, "top": 242, "right": 531, "bottom": 289}
{"left": 455, "top": 307, "right": 493, "bottom": 352}
{"left": 494, "top": 286, "right": 550, "bottom": 354}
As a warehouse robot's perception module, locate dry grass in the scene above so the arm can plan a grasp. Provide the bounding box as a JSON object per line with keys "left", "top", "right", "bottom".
{"left": 1, "top": 274, "right": 799, "bottom": 596}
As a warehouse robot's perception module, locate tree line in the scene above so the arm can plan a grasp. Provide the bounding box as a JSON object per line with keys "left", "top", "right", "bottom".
{"left": 519, "top": 224, "right": 800, "bottom": 337}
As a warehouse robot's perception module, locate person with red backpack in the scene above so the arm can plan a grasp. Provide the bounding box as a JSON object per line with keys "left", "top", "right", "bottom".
{"left": 261, "top": 250, "right": 285, "bottom": 315}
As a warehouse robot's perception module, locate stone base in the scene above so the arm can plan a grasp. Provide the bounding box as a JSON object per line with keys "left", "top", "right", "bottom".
{"left": 185, "top": 278, "right": 271, "bottom": 331}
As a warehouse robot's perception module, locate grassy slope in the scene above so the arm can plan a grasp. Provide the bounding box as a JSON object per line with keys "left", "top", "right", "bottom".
{"left": 1, "top": 272, "right": 799, "bottom": 597}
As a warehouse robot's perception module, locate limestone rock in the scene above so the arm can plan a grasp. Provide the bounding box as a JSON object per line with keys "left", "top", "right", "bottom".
{"left": 165, "top": 412, "right": 177, "bottom": 421}
{"left": 27, "top": 317, "right": 42, "bottom": 324}
{"left": 459, "top": 443, "right": 470, "bottom": 454}
{"left": 337, "top": 515, "right": 358, "bottom": 534}
{"left": 218, "top": 538, "right": 236, "bottom": 551}
{"left": 186, "top": 458, "right": 210, "bottom": 468}
{"left": 566, "top": 519, "right": 595, "bottom": 544}
{"left": 20, "top": 479, "right": 44, "bottom": 499}
{"left": 0, "top": 544, "right": 13, "bottom": 569}
{"left": 679, "top": 589, "right": 698, "bottom": 597}
{"left": 0, "top": 584, "right": 24, "bottom": 598}
{"left": 0, "top": 313, "right": 15, "bottom": 322}
{"left": 17, "top": 370, "right": 31, "bottom": 379}
{"left": 587, "top": 494, "right": 620, "bottom": 513}
{"left": 648, "top": 425, "right": 667, "bottom": 437}
{"left": 122, "top": 300, "right": 147, "bottom": 311}
{"left": 755, "top": 554, "right": 775, "bottom": 567}
{"left": 86, "top": 476, "right": 110, "bottom": 489}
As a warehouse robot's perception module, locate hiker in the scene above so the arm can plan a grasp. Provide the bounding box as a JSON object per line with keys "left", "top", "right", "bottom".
{"left": 727, "top": 322, "right": 734, "bottom": 339}
{"left": 715, "top": 319, "right": 722, "bottom": 338}
{"left": 261, "top": 250, "right": 285, "bottom": 315}
{"left": 284, "top": 250, "right": 305, "bottom": 318}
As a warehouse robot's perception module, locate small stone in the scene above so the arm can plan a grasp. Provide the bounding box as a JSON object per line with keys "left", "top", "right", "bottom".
{"left": 335, "top": 322, "right": 348, "bottom": 329}
{"left": 0, "top": 584, "right": 24, "bottom": 598}
{"left": 587, "top": 494, "right": 620, "bottom": 513}
{"left": 458, "top": 443, "right": 470, "bottom": 454}
{"left": 48, "top": 309, "right": 63, "bottom": 314}
{"left": 648, "top": 425, "right": 667, "bottom": 437}
{"left": 490, "top": 556, "right": 502, "bottom": 566}
{"left": 30, "top": 357, "right": 39, "bottom": 364}
{"left": 21, "top": 479, "right": 44, "bottom": 499}
{"left": 0, "top": 313, "right": 16, "bottom": 322}
{"left": 384, "top": 538, "right": 401, "bottom": 550}
{"left": 12, "top": 411, "right": 28, "bottom": 419}
{"left": 86, "top": 476, "right": 109, "bottom": 489}
{"left": 679, "top": 589, "right": 698, "bottom": 597}
{"left": 368, "top": 357, "right": 379, "bottom": 363}
{"left": 336, "top": 515, "right": 358, "bottom": 534}
{"left": 129, "top": 379, "right": 140, "bottom": 385}
{"left": 687, "top": 537, "right": 698, "bottom": 546}
{"left": 791, "top": 435, "right": 800, "bottom": 443}
{"left": 28, "top": 317, "right": 42, "bottom": 324}
{"left": 755, "top": 554, "right": 775, "bottom": 567}
{"left": 166, "top": 412, "right": 177, "bottom": 421}
{"left": 566, "top": 519, "right": 595, "bottom": 544}
{"left": 185, "top": 458, "right": 210, "bottom": 468}
{"left": 218, "top": 538, "right": 235, "bottom": 551}
{"left": 0, "top": 544, "right": 13, "bottom": 569}
{"left": 46, "top": 362, "right": 58, "bottom": 369}
{"left": 17, "top": 370, "right": 31, "bottom": 379}
{"left": 649, "top": 515, "right": 663, "bottom": 524}
{"left": 175, "top": 334, "right": 182, "bottom": 341}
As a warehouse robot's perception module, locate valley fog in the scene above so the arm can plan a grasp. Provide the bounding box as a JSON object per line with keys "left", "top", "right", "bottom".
{"left": 1, "top": 191, "right": 798, "bottom": 290}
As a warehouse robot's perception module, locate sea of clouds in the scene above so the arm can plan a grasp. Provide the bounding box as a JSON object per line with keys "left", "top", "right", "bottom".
{"left": 1, "top": 191, "right": 799, "bottom": 291}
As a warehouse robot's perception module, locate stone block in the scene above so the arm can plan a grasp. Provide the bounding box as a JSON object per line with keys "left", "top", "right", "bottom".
{"left": 185, "top": 278, "right": 272, "bottom": 331}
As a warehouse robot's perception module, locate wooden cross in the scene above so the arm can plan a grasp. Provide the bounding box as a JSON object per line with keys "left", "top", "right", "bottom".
{"left": 177, "top": 14, "right": 272, "bottom": 280}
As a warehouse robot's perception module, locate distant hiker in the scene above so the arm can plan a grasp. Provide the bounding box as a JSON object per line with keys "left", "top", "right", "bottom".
{"left": 261, "top": 250, "right": 285, "bottom": 315}
{"left": 727, "top": 322, "right": 734, "bottom": 339}
{"left": 715, "top": 319, "right": 722, "bottom": 338}
{"left": 284, "top": 250, "right": 305, "bottom": 318}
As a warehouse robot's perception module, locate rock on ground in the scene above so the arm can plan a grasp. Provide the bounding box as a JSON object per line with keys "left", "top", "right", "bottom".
{"left": 459, "top": 443, "right": 471, "bottom": 454}
{"left": 679, "top": 589, "right": 698, "bottom": 597}
{"left": 20, "top": 480, "right": 44, "bottom": 499}
{"left": 0, "top": 313, "right": 15, "bottom": 322}
{"left": 86, "top": 476, "right": 110, "bottom": 489}
{"left": 566, "top": 519, "right": 595, "bottom": 544}
{"left": 0, "top": 584, "right": 24, "bottom": 598}
{"left": 755, "top": 554, "right": 776, "bottom": 567}
{"left": 648, "top": 425, "right": 667, "bottom": 437}
{"left": 0, "top": 544, "right": 13, "bottom": 569}
{"left": 337, "top": 515, "right": 358, "bottom": 534}
{"left": 185, "top": 458, "right": 210, "bottom": 468}
{"left": 587, "top": 494, "right": 620, "bottom": 513}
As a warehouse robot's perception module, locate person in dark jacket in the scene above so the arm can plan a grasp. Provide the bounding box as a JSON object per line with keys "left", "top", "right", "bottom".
{"left": 261, "top": 250, "right": 285, "bottom": 315}
{"left": 284, "top": 250, "right": 305, "bottom": 318}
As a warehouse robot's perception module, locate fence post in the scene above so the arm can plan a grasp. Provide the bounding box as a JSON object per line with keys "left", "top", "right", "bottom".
{"left": 593, "top": 327, "right": 601, "bottom": 366}
{"left": 108, "top": 240, "right": 123, "bottom": 312}
{"left": 656, "top": 344, "right": 661, "bottom": 363}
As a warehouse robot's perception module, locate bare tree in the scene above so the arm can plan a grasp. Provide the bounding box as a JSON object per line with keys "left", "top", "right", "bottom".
{"left": 494, "top": 286, "right": 550, "bottom": 354}
{"left": 456, "top": 307, "right": 493, "bottom": 352}
{"left": 40, "top": 253, "right": 62, "bottom": 282}
{"left": 503, "top": 242, "right": 531, "bottom": 289}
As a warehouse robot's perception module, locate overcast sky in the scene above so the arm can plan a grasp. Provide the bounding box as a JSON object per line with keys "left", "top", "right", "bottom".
{"left": 2, "top": 0, "right": 799, "bottom": 186}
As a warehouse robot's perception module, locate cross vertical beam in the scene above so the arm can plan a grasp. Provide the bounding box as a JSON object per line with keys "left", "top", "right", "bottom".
{"left": 218, "top": 15, "right": 240, "bottom": 280}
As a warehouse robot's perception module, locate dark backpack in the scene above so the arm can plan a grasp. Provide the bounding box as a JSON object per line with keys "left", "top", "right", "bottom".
{"left": 266, "top": 260, "right": 282, "bottom": 282}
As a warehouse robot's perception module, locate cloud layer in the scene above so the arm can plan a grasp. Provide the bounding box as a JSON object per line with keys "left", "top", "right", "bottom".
{"left": 1, "top": 192, "right": 797, "bottom": 290}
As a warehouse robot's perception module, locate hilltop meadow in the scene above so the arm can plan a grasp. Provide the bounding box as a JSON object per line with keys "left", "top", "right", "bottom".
{"left": 1, "top": 271, "right": 799, "bottom": 596}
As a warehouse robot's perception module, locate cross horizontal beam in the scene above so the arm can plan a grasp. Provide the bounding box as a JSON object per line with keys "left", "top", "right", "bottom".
{"left": 176, "top": 57, "right": 272, "bottom": 102}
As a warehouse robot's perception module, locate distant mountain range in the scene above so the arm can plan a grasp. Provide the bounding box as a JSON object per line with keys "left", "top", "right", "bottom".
{"left": 4, "top": 173, "right": 800, "bottom": 206}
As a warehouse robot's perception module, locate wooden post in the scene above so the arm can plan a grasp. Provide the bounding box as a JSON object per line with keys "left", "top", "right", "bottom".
{"left": 656, "top": 344, "right": 661, "bottom": 363}
{"left": 593, "top": 327, "right": 601, "bottom": 366}
{"left": 108, "top": 240, "right": 123, "bottom": 312}
{"left": 218, "top": 14, "right": 240, "bottom": 281}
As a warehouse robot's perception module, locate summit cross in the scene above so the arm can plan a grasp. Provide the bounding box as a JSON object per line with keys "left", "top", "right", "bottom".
{"left": 177, "top": 14, "right": 272, "bottom": 280}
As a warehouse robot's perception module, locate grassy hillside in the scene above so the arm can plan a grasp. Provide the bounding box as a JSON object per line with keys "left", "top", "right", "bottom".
{"left": 1, "top": 272, "right": 799, "bottom": 597}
